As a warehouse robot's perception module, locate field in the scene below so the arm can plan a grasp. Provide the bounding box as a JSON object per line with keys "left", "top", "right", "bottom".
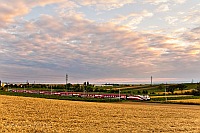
{"left": 156, "top": 89, "right": 194, "bottom": 95}
{"left": 169, "top": 99, "right": 200, "bottom": 104}
{"left": 150, "top": 95, "right": 200, "bottom": 104}
{"left": 150, "top": 95, "right": 194, "bottom": 98}
{"left": 0, "top": 95, "right": 200, "bottom": 133}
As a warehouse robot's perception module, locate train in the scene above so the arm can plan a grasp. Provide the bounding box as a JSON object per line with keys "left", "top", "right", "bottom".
{"left": 11, "top": 89, "right": 151, "bottom": 101}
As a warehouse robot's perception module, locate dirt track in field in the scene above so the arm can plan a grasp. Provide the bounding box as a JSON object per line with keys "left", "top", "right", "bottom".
{"left": 0, "top": 95, "right": 200, "bottom": 133}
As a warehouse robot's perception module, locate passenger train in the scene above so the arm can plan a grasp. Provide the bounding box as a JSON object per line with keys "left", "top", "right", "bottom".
{"left": 11, "top": 89, "right": 150, "bottom": 101}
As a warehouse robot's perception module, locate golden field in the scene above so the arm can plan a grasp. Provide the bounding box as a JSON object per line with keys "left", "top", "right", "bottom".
{"left": 169, "top": 99, "right": 200, "bottom": 104}
{"left": 150, "top": 95, "right": 193, "bottom": 98}
{"left": 156, "top": 89, "right": 193, "bottom": 95}
{"left": 0, "top": 95, "right": 200, "bottom": 133}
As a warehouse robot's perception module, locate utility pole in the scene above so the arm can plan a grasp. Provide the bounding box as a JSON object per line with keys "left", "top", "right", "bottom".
{"left": 26, "top": 80, "right": 29, "bottom": 89}
{"left": 119, "top": 88, "right": 121, "bottom": 102}
{"left": 151, "top": 76, "right": 153, "bottom": 86}
{"left": 165, "top": 82, "right": 167, "bottom": 102}
{"left": 51, "top": 85, "right": 52, "bottom": 95}
{"left": 66, "top": 74, "right": 68, "bottom": 92}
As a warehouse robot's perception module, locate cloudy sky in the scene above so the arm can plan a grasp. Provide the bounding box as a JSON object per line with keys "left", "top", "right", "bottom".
{"left": 0, "top": 0, "right": 200, "bottom": 84}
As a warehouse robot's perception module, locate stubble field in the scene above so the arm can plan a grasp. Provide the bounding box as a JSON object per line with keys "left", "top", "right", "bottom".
{"left": 0, "top": 95, "right": 200, "bottom": 133}
{"left": 169, "top": 99, "right": 200, "bottom": 104}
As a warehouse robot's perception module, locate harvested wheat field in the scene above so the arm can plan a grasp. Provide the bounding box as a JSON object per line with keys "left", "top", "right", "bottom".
{"left": 169, "top": 99, "right": 200, "bottom": 104}
{"left": 0, "top": 95, "right": 200, "bottom": 133}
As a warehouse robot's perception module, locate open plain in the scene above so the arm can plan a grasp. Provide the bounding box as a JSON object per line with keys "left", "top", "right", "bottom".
{"left": 0, "top": 95, "right": 200, "bottom": 133}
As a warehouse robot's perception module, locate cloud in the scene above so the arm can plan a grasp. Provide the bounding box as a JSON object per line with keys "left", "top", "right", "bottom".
{"left": 74, "top": 0, "right": 135, "bottom": 11}
{"left": 144, "top": 0, "right": 186, "bottom": 5}
{"left": 0, "top": 1, "right": 29, "bottom": 23}
{"left": 1, "top": 10, "right": 200, "bottom": 82}
{"left": 181, "top": 26, "right": 200, "bottom": 45}
{"left": 144, "top": 0, "right": 169, "bottom": 5}
{"left": 0, "top": 0, "right": 65, "bottom": 23}
{"left": 174, "top": 0, "right": 186, "bottom": 4}
{"left": 0, "top": 0, "right": 200, "bottom": 83}
{"left": 0, "top": 12, "right": 155, "bottom": 81}
{"left": 182, "top": 9, "right": 200, "bottom": 25}
{"left": 165, "top": 16, "right": 178, "bottom": 25}
{"left": 156, "top": 4, "right": 170, "bottom": 12}
{"left": 110, "top": 10, "right": 153, "bottom": 28}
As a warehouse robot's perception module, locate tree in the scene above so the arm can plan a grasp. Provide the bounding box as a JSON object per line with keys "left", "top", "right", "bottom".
{"left": 66, "top": 83, "right": 71, "bottom": 91}
{"left": 142, "top": 90, "right": 148, "bottom": 94}
{"left": 87, "top": 81, "right": 89, "bottom": 86}
{"left": 177, "top": 84, "right": 187, "bottom": 92}
{"left": 74, "top": 84, "right": 81, "bottom": 92}
{"left": 83, "top": 81, "right": 91, "bottom": 92}
{"left": 192, "top": 83, "right": 200, "bottom": 96}
{"left": 158, "top": 84, "right": 164, "bottom": 90}
{"left": 167, "top": 85, "right": 176, "bottom": 94}
{"left": 196, "top": 83, "right": 200, "bottom": 91}
{"left": 87, "top": 86, "right": 93, "bottom": 92}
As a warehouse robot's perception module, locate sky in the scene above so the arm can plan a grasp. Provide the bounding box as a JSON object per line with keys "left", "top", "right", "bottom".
{"left": 0, "top": 0, "right": 200, "bottom": 84}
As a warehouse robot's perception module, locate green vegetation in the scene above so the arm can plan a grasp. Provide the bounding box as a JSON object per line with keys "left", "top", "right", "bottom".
{"left": 1, "top": 82, "right": 200, "bottom": 105}
{"left": 0, "top": 90, "right": 121, "bottom": 103}
{"left": 2, "top": 83, "right": 200, "bottom": 95}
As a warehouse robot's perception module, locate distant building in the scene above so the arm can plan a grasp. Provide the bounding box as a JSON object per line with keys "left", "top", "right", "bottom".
{"left": 94, "top": 84, "right": 113, "bottom": 87}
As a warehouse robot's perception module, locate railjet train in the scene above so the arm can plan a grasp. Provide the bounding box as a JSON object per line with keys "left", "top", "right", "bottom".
{"left": 11, "top": 90, "right": 151, "bottom": 101}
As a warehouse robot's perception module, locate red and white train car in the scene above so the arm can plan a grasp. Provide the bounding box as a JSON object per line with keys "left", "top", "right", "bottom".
{"left": 127, "top": 95, "right": 150, "bottom": 101}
